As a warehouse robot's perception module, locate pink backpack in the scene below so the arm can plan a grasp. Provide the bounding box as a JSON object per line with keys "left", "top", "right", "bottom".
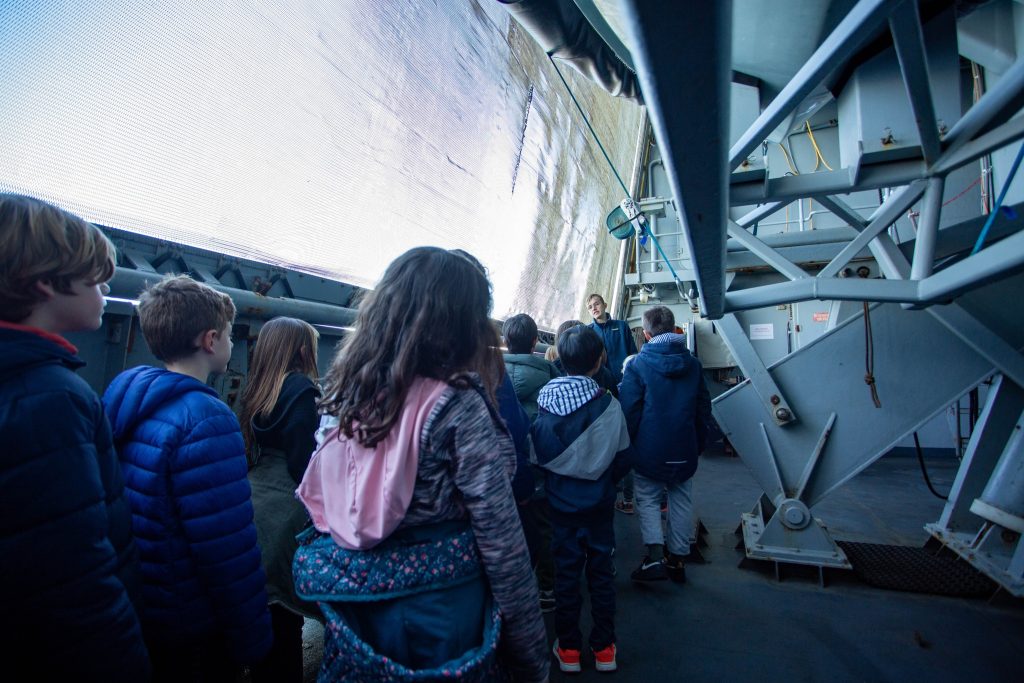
{"left": 297, "top": 378, "right": 449, "bottom": 550}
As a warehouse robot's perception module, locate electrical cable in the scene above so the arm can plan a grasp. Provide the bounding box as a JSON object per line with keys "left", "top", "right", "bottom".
{"left": 805, "top": 120, "right": 834, "bottom": 171}
{"left": 913, "top": 432, "right": 949, "bottom": 500}
{"left": 777, "top": 142, "right": 799, "bottom": 175}
{"left": 971, "top": 140, "right": 1024, "bottom": 255}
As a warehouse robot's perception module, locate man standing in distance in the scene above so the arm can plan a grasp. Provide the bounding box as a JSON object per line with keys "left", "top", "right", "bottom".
{"left": 586, "top": 293, "right": 637, "bottom": 384}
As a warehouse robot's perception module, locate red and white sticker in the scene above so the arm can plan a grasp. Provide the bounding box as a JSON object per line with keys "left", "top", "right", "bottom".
{"left": 812, "top": 312, "right": 829, "bottom": 322}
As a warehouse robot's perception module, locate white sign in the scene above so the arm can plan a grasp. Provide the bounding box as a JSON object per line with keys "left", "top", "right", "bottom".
{"left": 749, "top": 323, "right": 774, "bottom": 340}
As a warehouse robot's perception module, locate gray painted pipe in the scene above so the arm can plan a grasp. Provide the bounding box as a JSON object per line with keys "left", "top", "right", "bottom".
{"left": 109, "top": 267, "right": 358, "bottom": 327}
{"left": 725, "top": 227, "right": 860, "bottom": 252}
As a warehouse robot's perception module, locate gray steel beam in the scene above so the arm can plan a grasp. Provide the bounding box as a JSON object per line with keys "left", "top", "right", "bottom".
{"left": 736, "top": 202, "right": 785, "bottom": 228}
{"left": 729, "top": 0, "right": 900, "bottom": 169}
{"left": 726, "top": 222, "right": 810, "bottom": 281}
{"left": 932, "top": 113, "right": 1024, "bottom": 176}
{"left": 889, "top": 0, "right": 941, "bottom": 165}
{"left": 726, "top": 226, "right": 860, "bottom": 252}
{"left": 927, "top": 306, "right": 1024, "bottom": 409}
{"left": 619, "top": 0, "right": 731, "bottom": 318}
{"left": 909, "top": 176, "right": 945, "bottom": 280}
{"left": 867, "top": 233, "right": 912, "bottom": 280}
{"left": 816, "top": 194, "right": 913, "bottom": 280}
{"left": 936, "top": 375, "right": 1024, "bottom": 532}
{"left": 730, "top": 160, "right": 925, "bottom": 206}
{"left": 724, "top": 277, "right": 919, "bottom": 311}
{"left": 919, "top": 228, "right": 1024, "bottom": 303}
{"left": 715, "top": 314, "right": 797, "bottom": 426}
{"left": 819, "top": 180, "right": 928, "bottom": 278}
{"left": 109, "top": 267, "right": 358, "bottom": 327}
{"left": 813, "top": 195, "right": 867, "bottom": 230}
{"left": 942, "top": 56, "right": 1024, "bottom": 160}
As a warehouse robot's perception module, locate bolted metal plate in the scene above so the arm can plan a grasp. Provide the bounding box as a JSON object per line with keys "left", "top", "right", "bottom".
{"left": 837, "top": 541, "right": 997, "bottom": 598}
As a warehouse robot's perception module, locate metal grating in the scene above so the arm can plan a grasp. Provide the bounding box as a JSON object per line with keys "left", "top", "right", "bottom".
{"left": 838, "top": 541, "right": 998, "bottom": 598}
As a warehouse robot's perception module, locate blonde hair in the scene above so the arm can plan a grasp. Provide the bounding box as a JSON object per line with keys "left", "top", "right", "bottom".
{"left": 544, "top": 345, "right": 558, "bottom": 362}
{"left": 239, "top": 317, "right": 319, "bottom": 455}
{"left": 0, "top": 194, "right": 115, "bottom": 322}
{"left": 138, "top": 275, "right": 236, "bottom": 362}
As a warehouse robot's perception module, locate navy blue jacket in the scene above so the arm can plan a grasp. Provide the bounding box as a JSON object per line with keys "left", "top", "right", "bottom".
{"left": 496, "top": 372, "right": 535, "bottom": 502}
{"left": 103, "top": 366, "right": 273, "bottom": 664}
{"left": 531, "top": 384, "right": 632, "bottom": 525}
{"left": 618, "top": 337, "right": 711, "bottom": 483}
{"left": 0, "top": 326, "right": 149, "bottom": 682}
{"left": 589, "top": 317, "right": 637, "bottom": 383}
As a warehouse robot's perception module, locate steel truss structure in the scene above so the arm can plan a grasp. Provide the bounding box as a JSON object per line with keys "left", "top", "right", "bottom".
{"left": 619, "top": 0, "right": 1024, "bottom": 319}
{"left": 613, "top": 0, "right": 1024, "bottom": 593}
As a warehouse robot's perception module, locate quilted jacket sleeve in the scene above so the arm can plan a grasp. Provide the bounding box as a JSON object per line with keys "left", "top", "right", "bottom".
{"left": 172, "top": 401, "right": 273, "bottom": 665}
{"left": 0, "top": 383, "right": 150, "bottom": 681}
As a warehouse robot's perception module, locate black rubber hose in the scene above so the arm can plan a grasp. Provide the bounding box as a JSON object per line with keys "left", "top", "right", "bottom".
{"left": 914, "top": 432, "right": 949, "bottom": 501}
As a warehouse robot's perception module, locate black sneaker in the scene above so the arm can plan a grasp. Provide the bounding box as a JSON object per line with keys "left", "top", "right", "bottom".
{"left": 665, "top": 554, "right": 687, "bottom": 583}
{"left": 630, "top": 556, "right": 667, "bottom": 582}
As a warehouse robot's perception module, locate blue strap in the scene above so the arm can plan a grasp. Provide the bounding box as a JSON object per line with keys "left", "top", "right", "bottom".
{"left": 971, "top": 141, "right": 1024, "bottom": 255}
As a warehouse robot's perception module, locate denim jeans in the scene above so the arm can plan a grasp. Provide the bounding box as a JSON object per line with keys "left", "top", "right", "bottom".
{"left": 551, "top": 517, "right": 616, "bottom": 651}
{"left": 634, "top": 474, "right": 695, "bottom": 556}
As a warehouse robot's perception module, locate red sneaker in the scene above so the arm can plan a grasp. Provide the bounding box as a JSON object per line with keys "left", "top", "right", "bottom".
{"left": 553, "top": 640, "right": 582, "bottom": 673}
{"left": 593, "top": 643, "right": 617, "bottom": 672}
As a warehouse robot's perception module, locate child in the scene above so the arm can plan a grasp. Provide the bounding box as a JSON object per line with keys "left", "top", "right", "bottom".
{"left": 531, "top": 325, "right": 632, "bottom": 674}
{"left": 0, "top": 194, "right": 150, "bottom": 681}
{"left": 240, "top": 317, "right": 322, "bottom": 683}
{"left": 102, "top": 274, "right": 272, "bottom": 681}
{"left": 618, "top": 306, "right": 711, "bottom": 583}
{"left": 294, "top": 247, "right": 548, "bottom": 681}
{"left": 501, "top": 312, "right": 560, "bottom": 420}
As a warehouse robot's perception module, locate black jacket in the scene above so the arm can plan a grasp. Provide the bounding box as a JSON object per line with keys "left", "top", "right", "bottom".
{"left": 0, "top": 325, "right": 149, "bottom": 681}
{"left": 251, "top": 372, "right": 320, "bottom": 484}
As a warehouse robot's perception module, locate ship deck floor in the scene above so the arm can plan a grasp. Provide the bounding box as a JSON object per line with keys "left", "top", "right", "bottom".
{"left": 296, "top": 448, "right": 1024, "bottom": 682}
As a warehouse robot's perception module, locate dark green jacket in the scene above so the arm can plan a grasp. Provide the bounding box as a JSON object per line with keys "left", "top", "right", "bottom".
{"left": 502, "top": 353, "right": 561, "bottom": 421}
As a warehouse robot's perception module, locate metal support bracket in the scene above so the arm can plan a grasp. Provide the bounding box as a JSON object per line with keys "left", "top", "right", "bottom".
{"left": 716, "top": 314, "right": 797, "bottom": 425}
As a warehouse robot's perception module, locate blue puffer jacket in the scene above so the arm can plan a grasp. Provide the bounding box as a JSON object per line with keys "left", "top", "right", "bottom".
{"left": 103, "top": 366, "right": 273, "bottom": 664}
{"left": 617, "top": 335, "right": 711, "bottom": 483}
{"left": 531, "top": 377, "right": 633, "bottom": 525}
{"left": 0, "top": 325, "right": 149, "bottom": 682}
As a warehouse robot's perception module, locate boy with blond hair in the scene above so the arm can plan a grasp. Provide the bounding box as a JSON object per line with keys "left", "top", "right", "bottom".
{"left": 0, "top": 194, "right": 150, "bottom": 681}
{"left": 102, "top": 274, "right": 272, "bottom": 681}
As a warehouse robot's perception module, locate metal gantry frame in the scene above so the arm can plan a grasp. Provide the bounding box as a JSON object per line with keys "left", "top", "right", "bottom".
{"left": 618, "top": 0, "right": 1024, "bottom": 590}
{"left": 619, "top": 0, "right": 1024, "bottom": 319}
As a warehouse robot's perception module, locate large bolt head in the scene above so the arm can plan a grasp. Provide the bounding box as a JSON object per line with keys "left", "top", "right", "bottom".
{"left": 784, "top": 506, "right": 806, "bottom": 526}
